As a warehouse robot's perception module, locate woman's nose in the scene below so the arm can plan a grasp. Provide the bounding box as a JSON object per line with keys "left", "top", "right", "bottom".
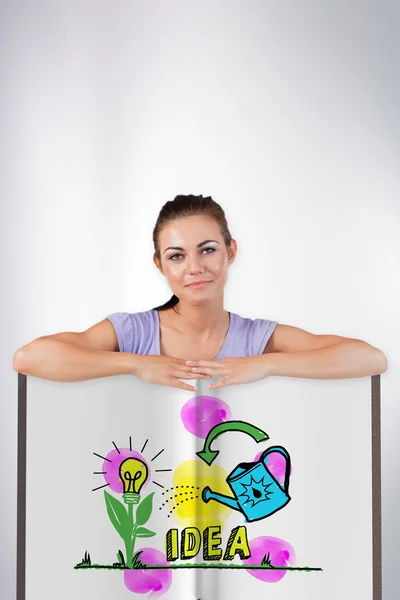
{"left": 186, "top": 254, "right": 204, "bottom": 273}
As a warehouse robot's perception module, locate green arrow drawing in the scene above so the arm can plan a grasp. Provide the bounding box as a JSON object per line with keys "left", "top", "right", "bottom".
{"left": 196, "top": 420, "right": 270, "bottom": 466}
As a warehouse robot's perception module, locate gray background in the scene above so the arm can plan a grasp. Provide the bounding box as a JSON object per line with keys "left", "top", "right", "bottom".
{"left": 1, "top": 1, "right": 399, "bottom": 598}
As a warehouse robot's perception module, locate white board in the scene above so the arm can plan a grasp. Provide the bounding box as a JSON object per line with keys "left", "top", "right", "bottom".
{"left": 17, "top": 374, "right": 381, "bottom": 599}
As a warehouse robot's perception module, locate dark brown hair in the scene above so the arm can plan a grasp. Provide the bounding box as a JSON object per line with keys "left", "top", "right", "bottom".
{"left": 151, "top": 194, "right": 233, "bottom": 312}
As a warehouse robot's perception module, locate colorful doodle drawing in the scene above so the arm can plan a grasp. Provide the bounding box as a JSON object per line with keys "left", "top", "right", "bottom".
{"left": 202, "top": 446, "right": 291, "bottom": 523}
{"left": 196, "top": 420, "right": 291, "bottom": 523}
{"left": 74, "top": 412, "right": 322, "bottom": 597}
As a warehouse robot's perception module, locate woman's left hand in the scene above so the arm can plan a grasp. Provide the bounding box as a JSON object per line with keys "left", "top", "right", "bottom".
{"left": 185, "top": 356, "right": 272, "bottom": 389}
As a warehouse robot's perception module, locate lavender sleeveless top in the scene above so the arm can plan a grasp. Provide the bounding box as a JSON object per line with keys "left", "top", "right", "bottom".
{"left": 106, "top": 309, "right": 278, "bottom": 358}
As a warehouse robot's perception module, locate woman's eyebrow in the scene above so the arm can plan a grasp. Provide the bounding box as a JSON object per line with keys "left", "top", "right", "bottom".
{"left": 163, "top": 240, "right": 220, "bottom": 254}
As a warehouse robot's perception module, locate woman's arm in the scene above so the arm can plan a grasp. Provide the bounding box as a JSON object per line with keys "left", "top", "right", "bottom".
{"left": 12, "top": 320, "right": 138, "bottom": 382}
{"left": 261, "top": 324, "right": 388, "bottom": 379}
{"left": 12, "top": 320, "right": 202, "bottom": 390}
{"left": 186, "top": 324, "right": 387, "bottom": 387}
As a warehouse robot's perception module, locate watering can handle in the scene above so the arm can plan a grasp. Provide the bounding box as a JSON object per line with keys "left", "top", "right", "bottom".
{"left": 260, "top": 446, "right": 291, "bottom": 494}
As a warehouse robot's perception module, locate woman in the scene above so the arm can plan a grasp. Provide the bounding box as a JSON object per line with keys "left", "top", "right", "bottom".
{"left": 13, "top": 195, "right": 388, "bottom": 392}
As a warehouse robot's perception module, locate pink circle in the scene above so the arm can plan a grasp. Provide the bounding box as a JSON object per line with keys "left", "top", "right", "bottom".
{"left": 242, "top": 536, "right": 296, "bottom": 583}
{"left": 124, "top": 547, "right": 172, "bottom": 597}
{"left": 181, "top": 395, "right": 232, "bottom": 438}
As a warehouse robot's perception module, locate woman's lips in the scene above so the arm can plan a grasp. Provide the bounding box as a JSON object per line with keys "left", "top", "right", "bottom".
{"left": 186, "top": 281, "right": 212, "bottom": 289}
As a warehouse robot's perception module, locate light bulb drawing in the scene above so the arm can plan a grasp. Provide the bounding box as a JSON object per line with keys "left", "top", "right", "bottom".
{"left": 120, "top": 457, "right": 148, "bottom": 504}
{"left": 89, "top": 437, "right": 172, "bottom": 570}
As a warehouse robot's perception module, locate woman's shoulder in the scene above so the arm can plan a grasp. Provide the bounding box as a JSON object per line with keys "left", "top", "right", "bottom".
{"left": 229, "top": 311, "right": 278, "bottom": 355}
{"left": 105, "top": 309, "right": 157, "bottom": 353}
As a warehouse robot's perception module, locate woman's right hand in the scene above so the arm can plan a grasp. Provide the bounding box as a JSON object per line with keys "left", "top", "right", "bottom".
{"left": 130, "top": 354, "right": 210, "bottom": 391}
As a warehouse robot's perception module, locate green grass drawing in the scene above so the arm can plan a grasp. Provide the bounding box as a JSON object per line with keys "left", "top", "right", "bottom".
{"left": 75, "top": 550, "right": 323, "bottom": 572}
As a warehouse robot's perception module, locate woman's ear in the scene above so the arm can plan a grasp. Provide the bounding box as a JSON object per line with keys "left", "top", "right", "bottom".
{"left": 153, "top": 254, "right": 164, "bottom": 275}
{"left": 228, "top": 239, "right": 238, "bottom": 265}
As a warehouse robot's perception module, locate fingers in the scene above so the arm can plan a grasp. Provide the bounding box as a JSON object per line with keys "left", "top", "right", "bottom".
{"left": 171, "top": 380, "right": 196, "bottom": 391}
{"left": 207, "top": 376, "right": 233, "bottom": 389}
{"left": 174, "top": 364, "right": 197, "bottom": 372}
{"left": 168, "top": 372, "right": 211, "bottom": 391}
{"left": 190, "top": 366, "right": 232, "bottom": 376}
{"left": 170, "top": 357, "right": 195, "bottom": 365}
{"left": 186, "top": 359, "right": 231, "bottom": 367}
{"left": 170, "top": 358, "right": 227, "bottom": 368}
{"left": 173, "top": 363, "right": 214, "bottom": 376}
{"left": 172, "top": 370, "right": 210, "bottom": 380}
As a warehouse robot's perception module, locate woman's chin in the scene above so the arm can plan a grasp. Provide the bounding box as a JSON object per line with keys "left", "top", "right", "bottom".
{"left": 180, "top": 282, "right": 222, "bottom": 304}
{"left": 188, "top": 296, "right": 219, "bottom": 308}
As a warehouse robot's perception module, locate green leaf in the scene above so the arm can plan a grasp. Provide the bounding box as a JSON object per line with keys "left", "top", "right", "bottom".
{"left": 135, "top": 526, "right": 157, "bottom": 538}
{"left": 136, "top": 492, "right": 154, "bottom": 526}
{"left": 116, "top": 549, "right": 126, "bottom": 567}
{"left": 104, "top": 490, "right": 130, "bottom": 539}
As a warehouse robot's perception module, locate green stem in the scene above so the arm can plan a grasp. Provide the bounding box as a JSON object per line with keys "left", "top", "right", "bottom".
{"left": 125, "top": 503, "right": 135, "bottom": 569}
{"left": 131, "top": 523, "right": 138, "bottom": 557}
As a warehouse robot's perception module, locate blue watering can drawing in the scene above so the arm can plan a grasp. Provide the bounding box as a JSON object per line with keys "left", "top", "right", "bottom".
{"left": 202, "top": 446, "right": 291, "bottom": 523}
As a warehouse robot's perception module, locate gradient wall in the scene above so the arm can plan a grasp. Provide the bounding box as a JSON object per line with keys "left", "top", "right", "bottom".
{"left": 1, "top": 1, "right": 399, "bottom": 597}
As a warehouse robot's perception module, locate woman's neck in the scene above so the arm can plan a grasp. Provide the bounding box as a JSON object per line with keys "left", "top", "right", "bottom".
{"left": 166, "top": 299, "right": 228, "bottom": 336}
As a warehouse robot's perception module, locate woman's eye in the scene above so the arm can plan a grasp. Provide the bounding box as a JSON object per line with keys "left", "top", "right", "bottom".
{"left": 169, "top": 247, "right": 215, "bottom": 260}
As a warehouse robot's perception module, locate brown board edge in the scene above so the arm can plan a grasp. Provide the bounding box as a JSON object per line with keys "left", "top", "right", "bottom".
{"left": 372, "top": 374, "right": 382, "bottom": 600}
{"left": 17, "top": 373, "right": 27, "bottom": 600}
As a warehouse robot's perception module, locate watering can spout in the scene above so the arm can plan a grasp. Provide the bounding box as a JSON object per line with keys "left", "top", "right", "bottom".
{"left": 202, "top": 486, "right": 241, "bottom": 511}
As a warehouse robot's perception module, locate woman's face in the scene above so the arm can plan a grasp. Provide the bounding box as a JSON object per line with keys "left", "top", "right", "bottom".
{"left": 154, "top": 215, "right": 237, "bottom": 305}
